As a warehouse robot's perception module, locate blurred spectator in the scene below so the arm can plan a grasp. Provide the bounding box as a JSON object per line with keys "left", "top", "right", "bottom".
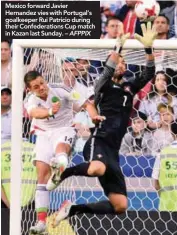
{"left": 152, "top": 103, "right": 174, "bottom": 154}
{"left": 161, "top": 1, "right": 177, "bottom": 38}
{"left": 115, "top": 0, "right": 142, "bottom": 37}
{"left": 153, "top": 14, "right": 170, "bottom": 39}
{"left": 139, "top": 71, "right": 177, "bottom": 129}
{"left": 1, "top": 40, "right": 12, "bottom": 88}
{"left": 157, "top": 1, "right": 175, "bottom": 11}
{"left": 75, "top": 59, "right": 97, "bottom": 87}
{"left": 120, "top": 111, "right": 153, "bottom": 156}
{"left": 100, "top": 3, "right": 115, "bottom": 35}
{"left": 73, "top": 110, "right": 94, "bottom": 153}
{"left": 1, "top": 140, "right": 36, "bottom": 207}
{"left": 1, "top": 87, "right": 11, "bottom": 144}
{"left": 101, "top": 16, "right": 124, "bottom": 38}
{"left": 152, "top": 120, "right": 177, "bottom": 211}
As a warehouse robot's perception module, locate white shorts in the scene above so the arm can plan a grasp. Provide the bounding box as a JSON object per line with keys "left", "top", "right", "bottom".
{"left": 33, "top": 127, "right": 76, "bottom": 165}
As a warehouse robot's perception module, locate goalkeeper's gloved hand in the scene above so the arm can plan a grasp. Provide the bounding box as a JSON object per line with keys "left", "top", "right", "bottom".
{"left": 114, "top": 33, "right": 130, "bottom": 54}
{"left": 134, "top": 21, "right": 157, "bottom": 48}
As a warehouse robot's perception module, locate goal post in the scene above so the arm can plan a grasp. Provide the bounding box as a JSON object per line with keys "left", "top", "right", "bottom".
{"left": 10, "top": 39, "right": 177, "bottom": 235}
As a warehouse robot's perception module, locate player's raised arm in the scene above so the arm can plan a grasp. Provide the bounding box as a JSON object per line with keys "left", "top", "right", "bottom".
{"left": 133, "top": 22, "right": 157, "bottom": 92}
{"left": 94, "top": 33, "right": 130, "bottom": 95}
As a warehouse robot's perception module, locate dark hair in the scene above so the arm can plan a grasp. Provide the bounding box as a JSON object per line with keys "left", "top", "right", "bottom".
{"left": 148, "top": 71, "right": 172, "bottom": 104}
{"left": 171, "top": 120, "right": 177, "bottom": 135}
{"left": 24, "top": 70, "right": 42, "bottom": 87}
{"left": 154, "top": 14, "right": 170, "bottom": 25}
{"left": 157, "top": 103, "right": 174, "bottom": 114}
{"left": 105, "top": 16, "right": 119, "bottom": 27}
{"left": 132, "top": 111, "right": 147, "bottom": 122}
{"left": 1, "top": 40, "right": 11, "bottom": 48}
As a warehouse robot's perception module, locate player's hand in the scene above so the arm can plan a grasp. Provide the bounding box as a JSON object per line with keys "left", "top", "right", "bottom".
{"left": 116, "top": 33, "right": 130, "bottom": 49}
{"left": 134, "top": 21, "right": 157, "bottom": 48}
{"left": 92, "top": 115, "right": 106, "bottom": 124}
{"left": 51, "top": 101, "right": 61, "bottom": 114}
{"left": 114, "top": 33, "right": 130, "bottom": 54}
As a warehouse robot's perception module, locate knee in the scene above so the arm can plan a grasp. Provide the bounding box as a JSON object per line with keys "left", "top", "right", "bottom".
{"left": 36, "top": 162, "right": 51, "bottom": 184}
{"left": 37, "top": 170, "right": 51, "bottom": 184}
{"left": 109, "top": 194, "right": 128, "bottom": 214}
{"left": 114, "top": 199, "right": 128, "bottom": 214}
{"left": 87, "top": 161, "right": 106, "bottom": 176}
{"left": 114, "top": 202, "right": 127, "bottom": 213}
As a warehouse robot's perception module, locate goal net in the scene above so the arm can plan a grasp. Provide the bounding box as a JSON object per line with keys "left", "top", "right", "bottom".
{"left": 9, "top": 39, "right": 177, "bottom": 235}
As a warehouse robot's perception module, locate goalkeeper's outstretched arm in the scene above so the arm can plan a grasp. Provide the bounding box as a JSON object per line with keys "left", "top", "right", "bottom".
{"left": 132, "top": 22, "right": 157, "bottom": 93}
{"left": 94, "top": 33, "right": 130, "bottom": 95}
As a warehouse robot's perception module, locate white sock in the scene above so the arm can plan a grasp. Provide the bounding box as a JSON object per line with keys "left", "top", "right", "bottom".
{"left": 35, "top": 184, "right": 49, "bottom": 213}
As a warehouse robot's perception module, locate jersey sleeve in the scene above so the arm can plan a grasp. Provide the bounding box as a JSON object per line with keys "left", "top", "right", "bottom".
{"left": 131, "top": 60, "right": 155, "bottom": 94}
{"left": 24, "top": 93, "right": 38, "bottom": 114}
{"left": 94, "top": 64, "right": 115, "bottom": 94}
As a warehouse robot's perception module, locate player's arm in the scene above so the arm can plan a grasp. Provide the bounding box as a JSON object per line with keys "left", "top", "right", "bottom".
{"left": 24, "top": 95, "right": 60, "bottom": 119}
{"left": 132, "top": 22, "right": 157, "bottom": 93}
{"left": 29, "top": 103, "right": 60, "bottom": 119}
{"left": 95, "top": 33, "right": 130, "bottom": 94}
{"left": 154, "top": 179, "right": 160, "bottom": 191}
{"left": 152, "top": 153, "right": 161, "bottom": 191}
{"left": 83, "top": 100, "right": 106, "bottom": 124}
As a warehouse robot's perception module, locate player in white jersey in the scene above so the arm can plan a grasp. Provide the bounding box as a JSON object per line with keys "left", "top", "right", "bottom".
{"left": 24, "top": 69, "right": 103, "bottom": 234}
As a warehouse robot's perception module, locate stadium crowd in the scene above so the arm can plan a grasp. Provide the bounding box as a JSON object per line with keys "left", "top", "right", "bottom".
{"left": 1, "top": 0, "right": 177, "bottom": 234}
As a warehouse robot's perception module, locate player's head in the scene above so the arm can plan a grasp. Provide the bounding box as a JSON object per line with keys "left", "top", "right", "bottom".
{"left": 112, "top": 55, "right": 126, "bottom": 83}
{"left": 171, "top": 120, "right": 177, "bottom": 139}
{"left": 62, "top": 58, "right": 78, "bottom": 82}
{"left": 158, "top": 103, "right": 174, "bottom": 126}
{"left": 153, "top": 14, "right": 169, "bottom": 38}
{"left": 1, "top": 40, "right": 11, "bottom": 63}
{"left": 1, "top": 87, "right": 11, "bottom": 111}
{"left": 75, "top": 59, "right": 90, "bottom": 77}
{"left": 24, "top": 71, "right": 48, "bottom": 99}
{"left": 132, "top": 111, "right": 147, "bottom": 134}
{"left": 105, "top": 17, "right": 120, "bottom": 39}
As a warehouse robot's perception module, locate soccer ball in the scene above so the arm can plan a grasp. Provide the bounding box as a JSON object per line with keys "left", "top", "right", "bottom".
{"left": 135, "top": 0, "right": 160, "bottom": 21}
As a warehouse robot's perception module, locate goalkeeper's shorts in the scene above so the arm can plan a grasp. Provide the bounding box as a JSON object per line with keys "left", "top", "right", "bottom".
{"left": 83, "top": 137, "right": 127, "bottom": 197}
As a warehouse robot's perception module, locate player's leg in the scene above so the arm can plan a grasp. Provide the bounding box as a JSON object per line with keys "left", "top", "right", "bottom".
{"left": 30, "top": 135, "right": 52, "bottom": 234}
{"left": 100, "top": 159, "right": 128, "bottom": 213}
{"left": 108, "top": 193, "right": 127, "bottom": 213}
{"left": 46, "top": 127, "right": 76, "bottom": 191}
{"left": 58, "top": 137, "right": 107, "bottom": 182}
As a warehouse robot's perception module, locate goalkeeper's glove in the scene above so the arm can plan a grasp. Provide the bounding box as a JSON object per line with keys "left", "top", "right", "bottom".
{"left": 134, "top": 21, "right": 157, "bottom": 50}
{"left": 114, "top": 33, "right": 130, "bottom": 54}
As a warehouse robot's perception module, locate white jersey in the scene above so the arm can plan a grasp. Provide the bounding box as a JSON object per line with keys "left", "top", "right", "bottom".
{"left": 24, "top": 82, "right": 93, "bottom": 134}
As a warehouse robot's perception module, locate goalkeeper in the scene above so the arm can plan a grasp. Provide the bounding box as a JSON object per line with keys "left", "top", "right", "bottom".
{"left": 54, "top": 22, "right": 157, "bottom": 225}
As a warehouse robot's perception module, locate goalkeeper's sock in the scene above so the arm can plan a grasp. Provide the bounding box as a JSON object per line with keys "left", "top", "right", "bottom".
{"left": 35, "top": 184, "right": 49, "bottom": 222}
{"left": 69, "top": 201, "right": 115, "bottom": 216}
{"left": 60, "top": 162, "right": 91, "bottom": 182}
